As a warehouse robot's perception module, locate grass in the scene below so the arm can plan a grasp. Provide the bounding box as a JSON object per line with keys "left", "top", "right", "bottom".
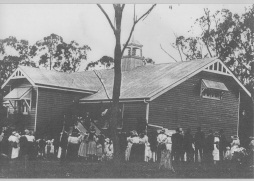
{"left": 0, "top": 158, "right": 253, "bottom": 178}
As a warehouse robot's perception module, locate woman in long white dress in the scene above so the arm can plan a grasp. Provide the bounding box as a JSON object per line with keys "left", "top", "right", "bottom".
{"left": 213, "top": 136, "right": 220, "bottom": 164}
{"left": 8, "top": 131, "right": 20, "bottom": 159}
{"left": 104, "top": 138, "right": 114, "bottom": 160}
{"left": 125, "top": 132, "right": 133, "bottom": 161}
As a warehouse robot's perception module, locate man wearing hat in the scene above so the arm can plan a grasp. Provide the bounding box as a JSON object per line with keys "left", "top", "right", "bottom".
{"left": 157, "top": 128, "right": 167, "bottom": 162}
{"left": 172, "top": 127, "right": 184, "bottom": 163}
{"left": 219, "top": 129, "right": 227, "bottom": 162}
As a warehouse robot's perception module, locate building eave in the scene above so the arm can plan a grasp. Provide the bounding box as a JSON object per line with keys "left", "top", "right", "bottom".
{"left": 79, "top": 97, "right": 150, "bottom": 104}
{"left": 35, "top": 83, "right": 97, "bottom": 94}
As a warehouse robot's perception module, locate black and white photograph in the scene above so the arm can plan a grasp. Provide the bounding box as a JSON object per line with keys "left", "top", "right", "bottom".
{"left": 0, "top": 1, "right": 254, "bottom": 178}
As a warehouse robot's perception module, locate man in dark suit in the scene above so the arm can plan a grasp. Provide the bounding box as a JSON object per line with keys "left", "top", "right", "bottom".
{"left": 172, "top": 127, "right": 184, "bottom": 163}
{"left": 219, "top": 129, "right": 227, "bottom": 162}
{"left": 194, "top": 127, "right": 205, "bottom": 163}
{"left": 204, "top": 129, "right": 214, "bottom": 166}
{"left": 59, "top": 130, "right": 68, "bottom": 161}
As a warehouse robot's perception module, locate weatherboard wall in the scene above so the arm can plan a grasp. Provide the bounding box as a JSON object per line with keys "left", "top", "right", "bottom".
{"left": 149, "top": 71, "right": 240, "bottom": 140}
{"left": 122, "top": 102, "right": 146, "bottom": 131}
{"left": 36, "top": 87, "right": 88, "bottom": 137}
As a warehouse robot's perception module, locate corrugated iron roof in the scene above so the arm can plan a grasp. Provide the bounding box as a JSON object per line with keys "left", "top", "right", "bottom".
{"left": 19, "top": 66, "right": 99, "bottom": 92}
{"left": 80, "top": 58, "right": 218, "bottom": 101}
{"left": 15, "top": 58, "right": 219, "bottom": 100}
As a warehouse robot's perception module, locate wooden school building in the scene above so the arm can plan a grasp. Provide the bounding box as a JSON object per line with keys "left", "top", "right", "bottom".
{"left": 2, "top": 39, "right": 253, "bottom": 140}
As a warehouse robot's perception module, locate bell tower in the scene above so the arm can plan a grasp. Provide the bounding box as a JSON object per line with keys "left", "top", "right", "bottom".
{"left": 121, "top": 37, "right": 144, "bottom": 71}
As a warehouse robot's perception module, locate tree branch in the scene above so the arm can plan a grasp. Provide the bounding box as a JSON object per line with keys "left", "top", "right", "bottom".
{"left": 160, "top": 44, "right": 178, "bottom": 62}
{"left": 121, "top": 4, "right": 125, "bottom": 11}
{"left": 121, "top": 4, "right": 156, "bottom": 57}
{"left": 173, "top": 32, "right": 184, "bottom": 62}
{"left": 97, "top": 4, "right": 116, "bottom": 33}
{"left": 93, "top": 70, "right": 111, "bottom": 100}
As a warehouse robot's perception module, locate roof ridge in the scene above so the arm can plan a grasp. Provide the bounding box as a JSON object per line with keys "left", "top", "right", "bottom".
{"left": 18, "top": 65, "right": 72, "bottom": 75}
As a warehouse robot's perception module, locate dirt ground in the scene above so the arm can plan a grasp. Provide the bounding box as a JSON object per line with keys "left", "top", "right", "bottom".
{"left": 0, "top": 158, "right": 253, "bottom": 178}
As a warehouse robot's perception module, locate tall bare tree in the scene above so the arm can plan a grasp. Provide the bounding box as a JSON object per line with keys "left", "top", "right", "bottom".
{"left": 97, "top": 4, "right": 156, "bottom": 165}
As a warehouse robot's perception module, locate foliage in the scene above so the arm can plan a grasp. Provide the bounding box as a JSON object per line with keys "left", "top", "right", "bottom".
{"left": 31, "top": 34, "right": 91, "bottom": 72}
{"left": 86, "top": 56, "right": 114, "bottom": 70}
{"left": 173, "top": 5, "right": 254, "bottom": 90}
{"left": 86, "top": 56, "right": 155, "bottom": 70}
{"left": 0, "top": 36, "right": 36, "bottom": 89}
{"left": 143, "top": 57, "right": 155, "bottom": 65}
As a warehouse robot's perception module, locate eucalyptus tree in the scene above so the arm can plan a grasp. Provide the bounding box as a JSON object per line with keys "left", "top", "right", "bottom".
{"left": 97, "top": 4, "right": 156, "bottom": 164}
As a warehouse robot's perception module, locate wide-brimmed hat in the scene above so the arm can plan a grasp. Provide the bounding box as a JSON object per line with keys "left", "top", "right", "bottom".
{"left": 231, "top": 135, "right": 239, "bottom": 140}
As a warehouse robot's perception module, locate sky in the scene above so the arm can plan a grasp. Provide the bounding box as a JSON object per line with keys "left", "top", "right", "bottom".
{"left": 0, "top": 3, "right": 252, "bottom": 70}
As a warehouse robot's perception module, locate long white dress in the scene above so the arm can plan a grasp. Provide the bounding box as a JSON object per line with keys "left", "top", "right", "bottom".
{"left": 213, "top": 137, "right": 220, "bottom": 161}
{"left": 8, "top": 135, "right": 20, "bottom": 159}
{"left": 125, "top": 136, "right": 133, "bottom": 161}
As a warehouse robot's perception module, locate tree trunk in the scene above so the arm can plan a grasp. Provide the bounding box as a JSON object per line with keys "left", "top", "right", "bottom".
{"left": 110, "top": 6, "right": 122, "bottom": 168}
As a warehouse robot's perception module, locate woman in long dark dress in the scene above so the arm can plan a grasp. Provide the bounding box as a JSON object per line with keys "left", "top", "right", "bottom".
{"left": 148, "top": 131, "right": 158, "bottom": 162}
{"left": 66, "top": 129, "right": 80, "bottom": 161}
{"left": 129, "top": 131, "right": 140, "bottom": 162}
{"left": 137, "top": 132, "right": 147, "bottom": 162}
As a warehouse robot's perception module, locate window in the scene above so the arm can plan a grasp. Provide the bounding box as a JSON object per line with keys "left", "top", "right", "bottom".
{"left": 128, "top": 48, "right": 131, "bottom": 56}
{"left": 201, "top": 89, "right": 222, "bottom": 100}
{"left": 200, "top": 79, "right": 228, "bottom": 100}
{"left": 132, "top": 48, "right": 136, "bottom": 56}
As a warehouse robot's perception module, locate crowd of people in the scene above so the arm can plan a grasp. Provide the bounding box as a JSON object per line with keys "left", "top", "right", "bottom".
{"left": 0, "top": 125, "right": 115, "bottom": 163}
{"left": 0, "top": 122, "right": 254, "bottom": 173}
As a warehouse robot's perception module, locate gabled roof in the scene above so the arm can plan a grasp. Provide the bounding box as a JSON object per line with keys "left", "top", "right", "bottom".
{"left": 80, "top": 58, "right": 246, "bottom": 102}
{"left": 2, "top": 58, "right": 250, "bottom": 101}
{"left": 2, "top": 66, "right": 98, "bottom": 93}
